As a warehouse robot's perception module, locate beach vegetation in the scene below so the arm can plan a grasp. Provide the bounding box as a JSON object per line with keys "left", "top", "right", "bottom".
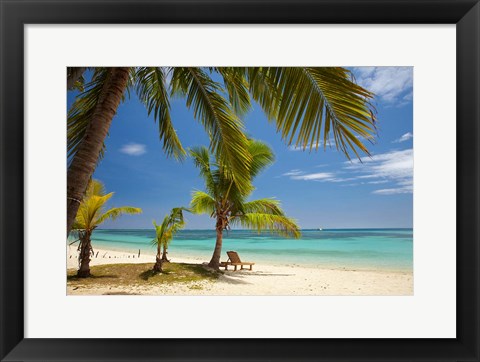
{"left": 67, "top": 262, "right": 219, "bottom": 292}
{"left": 67, "top": 67, "right": 376, "bottom": 237}
{"left": 189, "top": 139, "right": 301, "bottom": 270}
{"left": 71, "top": 180, "right": 142, "bottom": 277}
{"left": 152, "top": 207, "right": 187, "bottom": 273}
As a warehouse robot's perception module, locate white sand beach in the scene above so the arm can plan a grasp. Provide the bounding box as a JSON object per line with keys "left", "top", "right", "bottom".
{"left": 67, "top": 247, "right": 413, "bottom": 296}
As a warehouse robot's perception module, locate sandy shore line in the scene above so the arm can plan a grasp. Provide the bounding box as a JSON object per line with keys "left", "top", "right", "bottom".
{"left": 67, "top": 247, "right": 413, "bottom": 296}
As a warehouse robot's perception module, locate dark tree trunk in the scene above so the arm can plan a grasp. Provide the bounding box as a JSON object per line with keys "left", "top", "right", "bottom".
{"left": 66, "top": 67, "right": 131, "bottom": 237}
{"left": 153, "top": 256, "right": 163, "bottom": 273}
{"left": 153, "top": 246, "right": 163, "bottom": 273}
{"left": 208, "top": 217, "right": 224, "bottom": 270}
{"left": 77, "top": 231, "right": 92, "bottom": 278}
{"left": 161, "top": 244, "right": 169, "bottom": 262}
{"left": 67, "top": 67, "right": 87, "bottom": 90}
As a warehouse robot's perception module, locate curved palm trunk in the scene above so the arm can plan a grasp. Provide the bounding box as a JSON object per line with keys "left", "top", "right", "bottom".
{"left": 208, "top": 217, "right": 224, "bottom": 270}
{"left": 67, "top": 67, "right": 86, "bottom": 90}
{"left": 77, "top": 231, "right": 92, "bottom": 277}
{"left": 67, "top": 67, "right": 131, "bottom": 236}
{"left": 161, "top": 244, "right": 169, "bottom": 262}
{"left": 153, "top": 245, "right": 163, "bottom": 273}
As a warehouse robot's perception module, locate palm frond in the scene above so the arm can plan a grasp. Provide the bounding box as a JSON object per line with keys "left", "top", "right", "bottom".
{"left": 152, "top": 207, "right": 186, "bottom": 247}
{"left": 171, "top": 67, "right": 252, "bottom": 193}
{"left": 239, "top": 198, "right": 284, "bottom": 215}
{"left": 247, "top": 139, "right": 275, "bottom": 179}
{"left": 85, "top": 179, "right": 106, "bottom": 197}
{"left": 247, "top": 67, "right": 376, "bottom": 159}
{"left": 165, "top": 222, "right": 184, "bottom": 247}
{"left": 214, "top": 67, "right": 251, "bottom": 116}
{"left": 95, "top": 206, "right": 142, "bottom": 226}
{"left": 134, "top": 67, "right": 186, "bottom": 160}
{"left": 230, "top": 213, "right": 301, "bottom": 239}
{"left": 73, "top": 193, "right": 113, "bottom": 230}
{"left": 246, "top": 67, "right": 282, "bottom": 120}
{"left": 67, "top": 68, "right": 109, "bottom": 164}
{"left": 189, "top": 146, "right": 219, "bottom": 198}
{"left": 72, "top": 179, "right": 142, "bottom": 230}
{"left": 169, "top": 207, "right": 187, "bottom": 225}
{"left": 190, "top": 191, "right": 216, "bottom": 216}
{"left": 152, "top": 217, "right": 169, "bottom": 246}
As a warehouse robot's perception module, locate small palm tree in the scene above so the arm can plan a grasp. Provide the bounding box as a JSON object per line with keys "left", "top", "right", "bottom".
{"left": 72, "top": 180, "right": 142, "bottom": 277}
{"left": 190, "top": 140, "right": 301, "bottom": 270}
{"left": 152, "top": 207, "right": 186, "bottom": 272}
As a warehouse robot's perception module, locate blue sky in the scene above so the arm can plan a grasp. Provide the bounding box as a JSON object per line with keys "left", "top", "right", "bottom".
{"left": 68, "top": 67, "right": 413, "bottom": 229}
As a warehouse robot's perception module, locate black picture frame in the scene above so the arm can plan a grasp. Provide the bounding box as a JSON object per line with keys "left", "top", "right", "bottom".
{"left": 1, "top": 1, "right": 479, "bottom": 361}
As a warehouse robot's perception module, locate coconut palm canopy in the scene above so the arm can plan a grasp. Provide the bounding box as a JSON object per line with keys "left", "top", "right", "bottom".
{"left": 69, "top": 67, "right": 376, "bottom": 165}
{"left": 152, "top": 208, "right": 186, "bottom": 250}
{"left": 189, "top": 139, "right": 301, "bottom": 269}
{"left": 66, "top": 67, "right": 378, "bottom": 236}
{"left": 72, "top": 180, "right": 142, "bottom": 232}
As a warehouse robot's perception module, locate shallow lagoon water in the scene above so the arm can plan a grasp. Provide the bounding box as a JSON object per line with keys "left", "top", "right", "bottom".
{"left": 75, "top": 228, "right": 413, "bottom": 272}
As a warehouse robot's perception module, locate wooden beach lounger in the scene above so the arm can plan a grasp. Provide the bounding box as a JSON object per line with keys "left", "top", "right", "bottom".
{"left": 220, "top": 251, "right": 255, "bottom": 271}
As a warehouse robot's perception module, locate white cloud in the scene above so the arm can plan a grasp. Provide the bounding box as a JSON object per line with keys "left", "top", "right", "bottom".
{"left": 393, "top": 132, "right": 413, "bottom": 143}
{"left": 288, "top": 139, "right": 335, "bottom": 151}
{"left": 282, "top": 169, "right": 303, "bottom": 176}
{"left": 285, "top": 170, "right": 355, "bottom": 183}
{"left": 367, "top": 180, "right": 389, "bottom": 184}
{"left": 354, "top": 67, "right": 413, "bottom": 105}
{"left": 120, "top": 143, "right": 147, "bottom": 156}
{"left": 281, "top": 148, "right": 413, "bottom": 195}
{"left": 291, "top": 172, "right": 335, "bottom": 181}
{"left": 372, "top": 188, "right": 411, "bottom": 195}
{"left": 346, "top": 149, "right": 413, "bottom": 194}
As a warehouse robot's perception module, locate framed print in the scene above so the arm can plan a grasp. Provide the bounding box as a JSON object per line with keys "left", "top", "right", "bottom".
{"left": 1, "top": 0, "right": 479, "bottom": 361}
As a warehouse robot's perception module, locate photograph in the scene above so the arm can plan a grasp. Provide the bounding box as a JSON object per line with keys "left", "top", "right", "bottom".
{"left": 66, "top": 66, "right": 413, "bottom": 296}
{"left": 2, "top": 0, "right": 478, "bottom": 359}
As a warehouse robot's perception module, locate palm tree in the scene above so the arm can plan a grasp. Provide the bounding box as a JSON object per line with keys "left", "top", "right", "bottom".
{"left": 67, "top": 67, "right": 377, "bottom": 236}
{"left": 67, "top": 68, "right": 132, "bottom": 236}
{"left": 152, "top": 207, "right": 186, "bottom": 273}
{"left": 189, "top": 140, "right": 301, "bottom": 270}
{"left": 71, "top": 180, "right": 142, "bottom": 277}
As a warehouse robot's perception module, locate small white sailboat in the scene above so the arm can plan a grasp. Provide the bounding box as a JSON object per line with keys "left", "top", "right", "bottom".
{"left": 318, "top": 227, "right": 323, "bottom": 231}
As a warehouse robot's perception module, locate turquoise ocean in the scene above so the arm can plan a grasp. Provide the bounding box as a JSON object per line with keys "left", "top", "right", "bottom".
{"left": 78, "top": 228, "right": 413, "bottom": 272}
